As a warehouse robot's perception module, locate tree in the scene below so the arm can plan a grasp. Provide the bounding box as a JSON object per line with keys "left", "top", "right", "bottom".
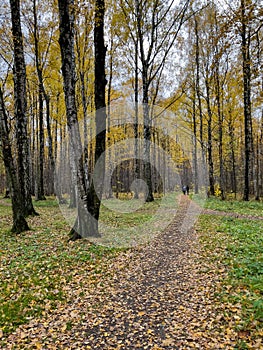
{"left": 0, "top": 86, "right": 29, "bottom": 233}
{"left": 240, "top": 0, "right": 253, "bottom": 200}
{"left": 91, "top": 0, "right": 107, "bottom": 232}
{"left": 58, "top": 0, "right": 106, "bottom": 240}
{"left": 9, "top": 0, "right": 38, "bottom": 216}
{"left": 119, "top": 0, "right": 191, "bottom": 201}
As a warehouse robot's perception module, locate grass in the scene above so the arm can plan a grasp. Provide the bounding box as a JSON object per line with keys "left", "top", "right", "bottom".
{"left": 204, "top": 196, "right": 263, "bottom": 217}
{"left": 0, "top": 197, "right": 119, "bottom": 336}
{"left": 1, "top": 194, "right": 262, "bottom": 346}
{"left": 0, "top": 193, "right": 179, "bottom": 336}
{"left": 60, "top": 192, "right": 180, "bottom": 248}
{"left": 197, "top": 213, "right": 263, "bottom": 347}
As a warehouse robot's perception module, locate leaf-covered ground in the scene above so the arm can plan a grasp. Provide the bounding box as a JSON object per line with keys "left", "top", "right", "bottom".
{"left": 0, "top": 196, "right": 262, "bottom": 349}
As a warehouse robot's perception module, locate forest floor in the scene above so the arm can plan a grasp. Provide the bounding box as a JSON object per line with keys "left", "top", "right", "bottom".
{"left": 0, "top": 195, "right": 262, "bottom": 349}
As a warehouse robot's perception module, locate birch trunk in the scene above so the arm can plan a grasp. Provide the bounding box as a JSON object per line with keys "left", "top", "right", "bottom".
{"left": 10, "top": 0, "right": 38, "bottom": 216}
{"left": 58, "top": 0, "right": 106, "bottom": 240}
{"left": 0, "top": 87, "right": 29, "bottom": 233}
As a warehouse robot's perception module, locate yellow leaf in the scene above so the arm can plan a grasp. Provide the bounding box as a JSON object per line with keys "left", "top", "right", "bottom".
{"left": 61, "top": 324, "right": 67, "bottom": 332}
{"left": 138, "top": 311, "right": 146, "bottom": 316}
{"left": 35, "top": 342, "right": 42, "bottom": 349}
{"left": 162, "top": 338, "right": 174, "bottom": 346}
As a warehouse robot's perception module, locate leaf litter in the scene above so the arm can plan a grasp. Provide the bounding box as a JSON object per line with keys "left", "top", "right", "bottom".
{"left": 1, "top": 196, "right": 262, "bottom": 349}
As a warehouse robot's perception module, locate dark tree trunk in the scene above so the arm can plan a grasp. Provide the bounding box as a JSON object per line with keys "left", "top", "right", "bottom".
{"left": 58, "top": 0, "right": 106, "bottom": 240}
{"left": 194, "top": 17, "right": 206, "bottom": 190}
{"left": 92, "top": 0, "right": 107, "bottom": 221}
{"left": 255, "top": 132, "right": 260, "bottom": 200}
{"left": 192, "top": 85, "right": 199, "bottom": 194}
{"left": 241, "top": 0, "right": 253, "bottom": 201}
{"left": 10, "top": 0, "right": 38, "bottom": 216}
{"left": 0, "top": 87, "right": 29, "bottom": 233}
{"left": 205, "top": 76, "right": 215, "bottom": 196}
{"left": 228, "top": 113, "right": 237, "bottom": 197}
{"left": 194, "top": 16, "right": 201, "bottom": 194}
{"left": 260, "top": 111, "right": 263, "bottom": 198}
{"left": 136, "top": 0, "right": 154, "bottom": 202}
{"left": 134, "top": 36, "right": 140, "bottom": 199}
{"left": 54, "top": 95, "right": 65, "bottom": 203}
{"left": 143, "top": 101, "right": 154, "bottom": 202}
{"left": 215, "top": 58, "right": 226, "bottom": 200}
{"left": 37, "top": 91, "right": 46, "bottom": 200}
{"left": 75, "top": 24, "right": 89, "bottom": 199}
{"left": 58, "top": 0, "right": 89, "bottom": 239}
{"left": 4, "top": 172, "right": 10, "bottom": 198}
{"left": 106, "top": 37, "right": 113, "bottom": 199}
{"left": 45, "top": 95, "right": 55, "bottom": 195}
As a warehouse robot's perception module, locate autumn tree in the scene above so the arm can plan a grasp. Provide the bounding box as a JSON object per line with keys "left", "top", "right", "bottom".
{"left": 91, "top": 0, "right": 107, "bottom": 232}
{"left": 58, "top": 0, "right": 106, "bottom": 239}
{"left": 118, "top": 0, "right": 191, "bottom": 201}
{"left": 9, "top": 0, "right": 38, "bottom": 216}
{"left": 0, "top": 86, "right": 29, "bottom": 233}
{"left": 240, "top": 0, "right": 253, "bottom": 200}
{"left": 221, "top": 0, "right": 262, "bottom": 199}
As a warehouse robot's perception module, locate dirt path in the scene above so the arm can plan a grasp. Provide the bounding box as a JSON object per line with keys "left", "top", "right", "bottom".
{"left": 3, "top": 196, "right": 251, "bottom": 349}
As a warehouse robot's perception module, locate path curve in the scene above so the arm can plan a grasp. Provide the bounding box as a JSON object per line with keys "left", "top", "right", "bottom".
{"left": 3, "top": 196, "right": 241, "bottom": 349}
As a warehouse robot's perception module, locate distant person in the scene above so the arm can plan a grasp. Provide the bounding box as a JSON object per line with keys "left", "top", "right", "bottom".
{"left": 182, "top": 185, "right": 189, "bottom": 195}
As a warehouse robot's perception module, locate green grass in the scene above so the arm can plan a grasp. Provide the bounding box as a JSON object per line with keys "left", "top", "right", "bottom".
{"left": 1, "top": 194, "right": 262, "bottom": 345}
{"left": 60, "top": 192, "right": 180, "bottom": 248}
{"left": 0, "top": 194, "right": 178, "bottom": 335}
{"left": 197, "top": 213, "right": 263, "bottom": 345}
{"left": 204, "top": 197, "right": 263, "bottom": 217}
{"left": 219, "top": 218, "right": 263, "bottom": 329}
{"left": 0, "top": 197, "right": 120, "bottom": 336}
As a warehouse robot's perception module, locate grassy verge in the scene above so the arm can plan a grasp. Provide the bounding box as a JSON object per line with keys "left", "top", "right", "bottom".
{"left": 0, "top": 198, "right": 120, "bottom": 337}
{"left": 197, "top": 213, "right": 263, "bottom": 349}
{"left": 0, "top": 193, "right": 177, "bottom": 337}
{"left": 60, "top": 192, "right": 179, "bottom": 248}
{"left": 1, "top": 194, "right": 262, "bottom": 348}
{"left": 204, "top": 197, "right": 263, "bottom": 217}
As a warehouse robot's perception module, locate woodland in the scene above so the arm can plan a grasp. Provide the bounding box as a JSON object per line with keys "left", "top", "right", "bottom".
{"left": 0, "top": 0, "right": 262, "bottom": 234}
{"left": 0, "top": 0, "right": 263, "bottom": 348}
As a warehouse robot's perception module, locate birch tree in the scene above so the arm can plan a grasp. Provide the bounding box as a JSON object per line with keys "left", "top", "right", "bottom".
{"left": 58, "top": 0, "right": 106, "bottom": 240}
{"left": 0, "top": 87, "right": 29, "bottom": 233}
{"left": 9, "top": 0, "right": 38, "bottom": 216}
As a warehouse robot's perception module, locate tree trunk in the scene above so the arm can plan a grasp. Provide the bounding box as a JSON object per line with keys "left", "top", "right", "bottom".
{"left": 106, "top": 37, "right": 113, "bottom": 199}
{"left": 45, "top": 95, "right": 55, "bottom": 195}
{"left": 241, "top": 0, "right": 253, "bottom": 201}
{"left": 205, "top": 76, "right": 215, "bottom": 196}
{"left": 194, "top": 17, "right": 201, "bottom": 194}
{"left": 10, "top": 0, "right": 38, "bottom": 216}
{"left": 228, "top": 113, "right": 237, "bottom": 197}
{"left": 0, "top": 87, "right": 29, "bottom": 233}
{"left": 37, "top": 91, "right": 46, "bottom": 200}
{"left": 134, "top": 36, "right": 140, "bottom": 199}
{"left": 136, "top": 0, "right": 154, "bottom": 202}
{"left": 192, "top": 85, "right": 199, "bottom": 194}
{"left": 92, "top": 0, "right": 107, "bottom": 219}
{"left": 254, "top": 132, "right": 260, "bottom": 200}
{"left": 215, "top": 55, "right": 226, "bottom": 200}
{"left": 75, "top": 24, "right": 90, "bottom": 199}
{"left": 58, "top": 0, "right": 89, "bottom": 239}
{"left": 58, "top": 0, "right": 106, "bottom": 240}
